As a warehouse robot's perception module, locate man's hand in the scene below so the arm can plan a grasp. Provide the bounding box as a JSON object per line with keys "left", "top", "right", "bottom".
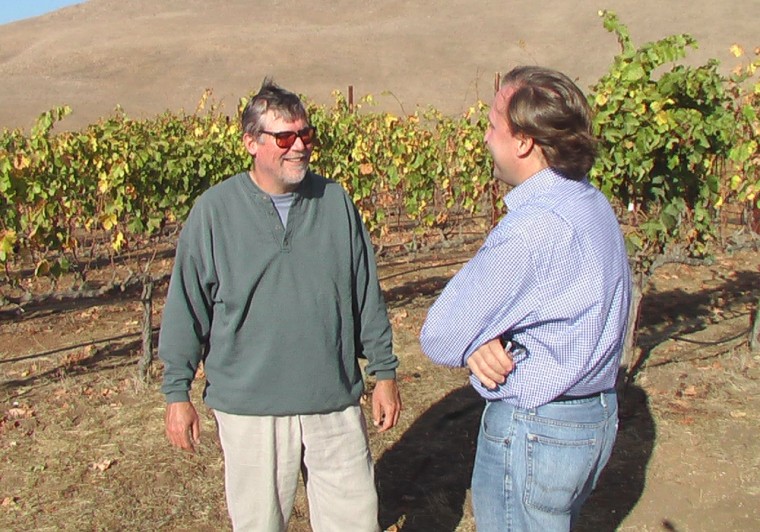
{"left": 165, "top": 401, "right": 200, "bottom": 452}
{"left": 372, "top": 379, "right": 402, "bottom": 432}
{"left": 467, "top": 337, "right": 514, "bottom": 390}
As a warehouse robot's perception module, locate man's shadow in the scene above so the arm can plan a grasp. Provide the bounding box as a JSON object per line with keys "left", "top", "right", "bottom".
{"left": 576, "top": 384, "right": 655, "bottom": 531}
{"left": 376, "top": 385, "right": 482, "bottom": 531}
{"left": 376, "top": 384, "right": 654, "bottom": 531}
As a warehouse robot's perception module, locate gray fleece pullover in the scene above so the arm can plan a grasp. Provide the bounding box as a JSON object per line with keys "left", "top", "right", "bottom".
{"left": 159, "top": 171, "right": 398, "bottom": 416}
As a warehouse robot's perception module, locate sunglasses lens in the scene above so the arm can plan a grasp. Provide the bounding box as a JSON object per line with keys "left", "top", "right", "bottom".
{"left": 275, "top": 132, "right": 297, "bottom": 149}
{"left": 266, "top": 127, "right": 316, "bottom": 149}
{"left": 301, "top": 127, "right": 315, "bottom": 145}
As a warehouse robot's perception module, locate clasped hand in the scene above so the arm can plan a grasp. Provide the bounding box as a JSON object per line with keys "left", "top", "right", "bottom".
{"left": 466, "top": 337, "right": 514, "bottom": 390}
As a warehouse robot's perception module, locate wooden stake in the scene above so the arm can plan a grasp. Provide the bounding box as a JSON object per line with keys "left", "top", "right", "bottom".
{"left": 138, "top": 276, "right": 154, "bottom": 382}
{"left": 751, "top": 295, "right": 760, "bottom": 353}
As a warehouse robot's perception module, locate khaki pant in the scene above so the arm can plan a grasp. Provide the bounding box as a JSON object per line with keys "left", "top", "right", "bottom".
{"left": 214, "top": 405, "right": 380, "bottom": 532}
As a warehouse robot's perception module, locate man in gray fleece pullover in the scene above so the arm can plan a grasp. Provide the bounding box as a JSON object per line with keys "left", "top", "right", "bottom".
{"left": 159, "top": 79, "right": 401, "bottom": 532}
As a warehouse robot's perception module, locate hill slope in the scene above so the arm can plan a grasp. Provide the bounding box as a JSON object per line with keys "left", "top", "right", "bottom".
{"left": 1, "top": 0, "right": 757, "bottom": 130}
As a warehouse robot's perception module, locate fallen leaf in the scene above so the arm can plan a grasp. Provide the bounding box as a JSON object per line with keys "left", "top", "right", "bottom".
{"left": 729, "top": 411, "right": 747, "bottom": 418}
{"left": 6, "top": 408, "right": 34, "bottom": 419}
{"left": 1, "top": 497, "right": 18, "bottom": 507}
{"left": 390, "top": 310, "right": 408, "bottom": 326}
{"left": 92, "top": 459, "right": 116, "bottom": 472}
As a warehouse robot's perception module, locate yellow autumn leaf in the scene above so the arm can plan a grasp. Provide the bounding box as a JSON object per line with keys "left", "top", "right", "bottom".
{"left": 384, "top": 114, "right": 397, "bottom": 128}
{"left": 13, "top": 153, "right": 30, "bottom": 170}
{"left": 0, "top": 229, "right": 17, "bottom": 260}
{"left": 112, "top": 231, "right": 125, "bottom": 252}
{"left": 101, "top": 213, "right": 117, "bottom": 231}
{"left": 729, "top": 44, "right": 744, "bottom": 58}
{"left": 654, "top": 110, "right": 670, "bottom": 127}
{"left": 595, "top": 93, "right": 609, "bottom": 106}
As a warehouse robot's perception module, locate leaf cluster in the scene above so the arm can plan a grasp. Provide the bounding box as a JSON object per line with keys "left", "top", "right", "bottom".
{"left": 1, "top": 12, "right": 758, "bottom": 284}
{"left": 590, "top": 11, "right": 759, "bottom": 275}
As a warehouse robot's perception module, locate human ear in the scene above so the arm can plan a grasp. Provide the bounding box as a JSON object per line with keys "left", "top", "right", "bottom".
{"left": 243, "top": 133, "right": 259, "bottom": 157}
{"left": 515, "top": 134, "right": 535, "bottom": 158}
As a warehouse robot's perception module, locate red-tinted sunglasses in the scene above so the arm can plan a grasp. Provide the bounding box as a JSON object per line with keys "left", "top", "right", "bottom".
{"left": 261, "top": 126, "right": 317, "bottom": 149}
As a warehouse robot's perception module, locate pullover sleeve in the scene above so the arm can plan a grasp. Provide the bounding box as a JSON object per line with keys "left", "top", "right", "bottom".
{"left": 158, "top": 207, "right": 217, "bottom": 403}
{"left": 351, "top": 205, "right": 398, "bottom": 381}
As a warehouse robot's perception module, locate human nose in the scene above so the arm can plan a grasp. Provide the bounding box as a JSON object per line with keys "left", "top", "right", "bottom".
{"left": 289, "top": 136, "right": 309, "bottom": 152}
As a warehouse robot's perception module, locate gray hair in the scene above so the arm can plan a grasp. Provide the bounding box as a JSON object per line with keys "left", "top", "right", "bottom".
{"left": 241, "top": 78, "right": 308, "bottom": 137}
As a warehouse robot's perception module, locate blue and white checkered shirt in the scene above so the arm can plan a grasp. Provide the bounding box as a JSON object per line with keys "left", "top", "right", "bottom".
{"left": 420, "top": 168, "right": 631, "bottom": 408}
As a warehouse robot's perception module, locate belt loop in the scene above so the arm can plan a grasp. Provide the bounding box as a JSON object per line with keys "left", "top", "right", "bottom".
{"left": 600, "top": 392, "right": 607, "bottom": 408}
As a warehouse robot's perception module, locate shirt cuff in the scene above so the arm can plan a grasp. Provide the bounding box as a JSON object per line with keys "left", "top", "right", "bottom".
{"left": 373, "top": 370, "right": 396, "bottom": 381}
{"left": 164, "top": 390, "right": 191, "bottom": 404}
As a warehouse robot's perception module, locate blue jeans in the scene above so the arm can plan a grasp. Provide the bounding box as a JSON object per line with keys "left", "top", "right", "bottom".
{"left": 471, "top": 392, "right": 618, "bottom": 531}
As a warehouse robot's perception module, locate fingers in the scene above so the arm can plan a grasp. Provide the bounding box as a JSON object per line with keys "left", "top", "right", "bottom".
{"left": 165, "top": 401, "right": 201, "bottom": 452}
{"left": 467, "top": 338, "right": 515, "bottom": 390}
{"left": 190, "top": 416, "right": 201, "bottom": 446}
{"left": 372, "top": 379, "right": 402, "bottom": 433}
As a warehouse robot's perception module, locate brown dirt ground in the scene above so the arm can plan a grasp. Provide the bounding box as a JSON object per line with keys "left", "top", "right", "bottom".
{"left": 0, "top": 228, "right": 759, "bottom": 531}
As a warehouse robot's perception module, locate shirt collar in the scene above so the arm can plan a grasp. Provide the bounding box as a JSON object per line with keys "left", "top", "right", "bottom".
{"left": 244, "top": 170, "right": 313, "bottom": 200}
{"left": 503, "top": 167, "right": 578, "bottom": 211}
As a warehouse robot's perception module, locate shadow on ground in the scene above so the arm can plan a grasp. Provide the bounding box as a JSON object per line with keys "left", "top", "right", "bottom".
{"left": 632, "top": 269, "right": 759, "bottom": 375}
{"left": 376, "top": 385, "right": 655, "bottom": 531}
{"left": 576, "top": 385, "right": 655, "bottom": 531}
{"left": 376, "top": 386, "right": 481, "bottom": 531}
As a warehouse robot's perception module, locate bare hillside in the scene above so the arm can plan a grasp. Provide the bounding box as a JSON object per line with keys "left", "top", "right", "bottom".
{"left": 0, "top": 0, "right": 757, "bottom": 130}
